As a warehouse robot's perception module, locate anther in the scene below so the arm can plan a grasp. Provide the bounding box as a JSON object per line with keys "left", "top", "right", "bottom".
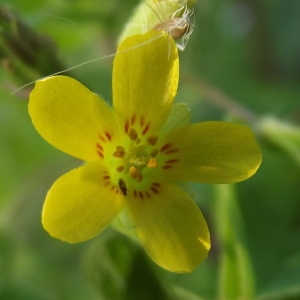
{"left": 116, "top": 166, "right": 125, "bottom": 172}
{"left": 147, "top": 158, "right": 158, "bottom": 168}
{"left": 146, "top": 135, "right": 158, "bottom": 146}
{"left": 113, "top": 146, "right": 126, "bottom": 158}
{"left": 129, "top": 166, "right": 143, "bottom": 182}
{"left": 128, "top": 128, "right": 139, "bottom": 141}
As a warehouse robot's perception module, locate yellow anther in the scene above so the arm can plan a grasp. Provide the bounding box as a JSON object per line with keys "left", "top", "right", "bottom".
{"left": 147, "top": 158, "right": 158, "bottom": 168}
{"left": 130, "top": 166, "right": 137, "bottom": 177}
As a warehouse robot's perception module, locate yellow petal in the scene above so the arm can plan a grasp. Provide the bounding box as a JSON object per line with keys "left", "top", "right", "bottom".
{"left": 29, "top": 75, "right": 120, "bottom": 162}
{"left": 161, "top": 121, "right": 262, "bottom": 183}
{"left": 113, "top": 30, "right": 179, "bottom": 133}
{"left": 42, "top": 163, "right": 124, "bottom": 243}
{"left": 126, "top": 183, "right": 210, "bottom": 273}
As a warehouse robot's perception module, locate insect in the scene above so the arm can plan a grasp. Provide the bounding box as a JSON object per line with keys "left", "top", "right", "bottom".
{"left": 118, "top": 178, "right": 128, "bottom": 196}
{"left": 150, "top": 0, "right": 195, "bottom": 50}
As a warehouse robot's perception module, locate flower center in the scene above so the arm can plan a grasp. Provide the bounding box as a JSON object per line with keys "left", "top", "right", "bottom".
{"left": 95, "top": 114, "right": 180, "bottom": 199}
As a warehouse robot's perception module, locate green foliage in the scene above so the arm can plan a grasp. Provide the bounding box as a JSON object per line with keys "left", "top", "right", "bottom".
{"left": 1, "top": 0, "right": 300, "bottom": 299}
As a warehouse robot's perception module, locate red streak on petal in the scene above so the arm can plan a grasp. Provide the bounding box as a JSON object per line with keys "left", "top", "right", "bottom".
{"left": 105, "top": 131, "right": 112, "bottom": 141}
{"left": 163, "top": 165, "right": 173, "bottom": 169}
{"left": 97, "top": 151, "right": 104, "bottom": 158}
{"left": 165, "top": 159, "right": 179, "bottom": 164}
{"left": 131, "top": 114, "right": 136, "bottom": 125}
{"left": 142, "top": 123, "right": 150, "bottom": 135}
{"left": 145, "top": 191, "right": 151, "bottom": 198}
{"left": 134, "top": 190, "right": 138, "bottom": 198}
{"left": 140, "top": 115, "right": 145, "bottom": 127}
{"left": 139, "top": 192, "right": 144, "bottom": 200}
{"left": 165, "top": 148, "right": 179, "bottom": 154}
{"left": 124, "top": 121, "right": 129, "bottom": 134}
{"left": 99, "top": 135, "right": 106, "bottom": 142}
{"left": 96, "top": 143, "right": 104, "bottom": 151}
{"left": 151, "top": 186, "right": 159, "bottom": 194}
{"left": 160, "top": 143, "right": 171, "bottom": 152}
{"left": 152, "top": 182, "right": 161, "bottom": 187}
{"left": 103, "top": 175, "right": 110, "bottom": 180}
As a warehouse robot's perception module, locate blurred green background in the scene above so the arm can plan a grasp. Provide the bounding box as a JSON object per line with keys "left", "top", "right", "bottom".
{"left": 1, "top": 0, "right": 300, "bottom": 299}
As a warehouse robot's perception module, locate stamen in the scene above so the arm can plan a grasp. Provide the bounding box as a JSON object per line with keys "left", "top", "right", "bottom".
{"left": 116, "top": 166, "right": 125, "bottom": 172}
{"left": 128, "top": 128, "right": 139, "bottom": 141}
{"left": 147, "top": 158, "right": 158, "bottom": 168}
{"left": 130, "top": 166, "right": 138, "bottom": 177}
{"left": 113, "top": 146, "right": 126, "bottom": 158}
{"left": 146, "top": 135, "right": 158, "bottom": 145}
{"left": 129, "top": 166, "right": 143, "bottom": 182}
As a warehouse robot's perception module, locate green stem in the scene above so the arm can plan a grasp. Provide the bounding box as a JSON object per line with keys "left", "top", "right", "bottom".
{"left": 214, "top": 184, "right": 255, "bottom": 300}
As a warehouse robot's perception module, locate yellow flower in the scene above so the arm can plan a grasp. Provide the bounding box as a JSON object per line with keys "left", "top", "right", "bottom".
{"left": 29, "top": 31, "right": 261, "bottom": 273}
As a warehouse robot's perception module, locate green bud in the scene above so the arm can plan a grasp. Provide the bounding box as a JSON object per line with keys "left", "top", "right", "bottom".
{"left": 259, "top": 116, "right": 300, "bottom": 164}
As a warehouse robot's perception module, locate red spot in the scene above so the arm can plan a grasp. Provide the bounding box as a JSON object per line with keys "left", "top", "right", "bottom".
{"left": 151, "top": 186, "right": 159, "bottom": 194}
{"left": 131, "top": 114, "right": 136, "bottom": 125}
{"left": 134, "top": 190, "right": 138, "bottom": 198}
{"left": 139, "top": 192, "right": 144, "bottom": 200}
{"left": 140, "top": 116, "right": 145, "bottom": 127}
{"left": 165, "top": 159, "right": 179, "bottom": 164}
{"left": 160, "top": 143, "right": 171, "bottom": 152}
{"left": 103, "top": 175, "right": 110, "bottom": 180}
{"left": 105, "top": 131, "right": 112, "bottom": 141}
{"left": 165, "top": 148, "right": 179, "bottom": 154}
{"left": 152, "top": 182, "right": 161, "bottom": 187}
{"left": 124, "top": 120, "right": 129, "bottom": 134}
{"left": 142, "top": 123, "right": 150, "bottom": 135}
